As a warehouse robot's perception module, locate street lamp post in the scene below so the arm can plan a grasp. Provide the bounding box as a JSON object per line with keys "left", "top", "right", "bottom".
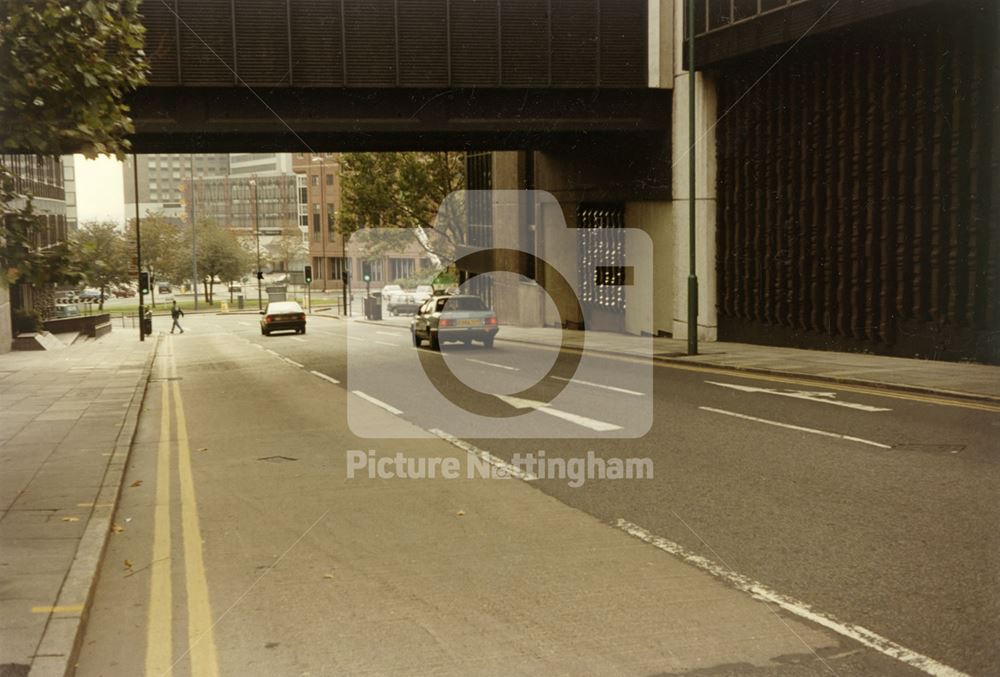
{"left": 190, "top": 153, "right": 198, "bottom": 311}
{"left": 250, "top": 177, "right": 262, "bottom": 310}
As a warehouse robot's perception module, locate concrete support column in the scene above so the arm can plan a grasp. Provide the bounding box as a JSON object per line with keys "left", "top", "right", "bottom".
{"left": 671, "top": 1, "right": 717, "bottom": 341}
{"left": 0, "top": 286, "right": 11, "bottom": 354}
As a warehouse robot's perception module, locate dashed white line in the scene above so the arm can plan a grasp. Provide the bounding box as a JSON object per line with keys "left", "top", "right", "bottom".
{"left": 283, "top": 357, "right": 304, "bottom": 368}
{"left": 237, "top": 321, "right": 251, "bottom": 326}
{"left": 375, "top": 341, "right": 398, "bottom": 347}
{"left": 310, "top": 370, "right": 340, "bottom": 385}
{"left": 429, "top": 429, "right": 536, "bottom": 481}
{"left": 466, "top": 358, "right": 519, "bottom": 371}
{"left": 614, "top": 519, "right": 968, "bottom": 677}
{"left": 351, "top": 391, "right": 403, "bottom": 415}
{"left": 550, "top": 375, "right": 643, "bottom": 396}
{"left": 698, "top": 407, "right": 891, "bottom": 449}
{"left": 345, "top": 335, "right": 366, "bottom": 342}
{"left": 290, "top": 337, "right": 307, "bottom": 342}
{"left": 497, "top": 395, "right": 622, "bottom": 432}
{"left": 264, "top": 349, "right": 279, "bottom": 357}
{"left": 376, "top": 331, "right": 402, "bottom": 337}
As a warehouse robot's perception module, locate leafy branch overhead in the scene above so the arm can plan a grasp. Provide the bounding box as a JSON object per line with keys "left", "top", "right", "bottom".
{"left": 0, "top": 0, "right": 149, "bottom": 158}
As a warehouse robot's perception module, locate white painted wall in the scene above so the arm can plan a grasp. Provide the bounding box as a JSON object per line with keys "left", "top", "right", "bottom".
{"left": 626, "top": 201, "right": 674, "bottom": 336}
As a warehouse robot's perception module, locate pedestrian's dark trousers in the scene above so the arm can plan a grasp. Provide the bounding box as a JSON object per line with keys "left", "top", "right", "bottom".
{"left": 171, "top": 317, "right": 183, "bottom": 333}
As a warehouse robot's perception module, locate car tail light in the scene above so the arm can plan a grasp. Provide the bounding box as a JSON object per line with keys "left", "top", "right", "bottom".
{"left": 265, "top": 315, "right": 274, "bottom": 323}
{"left": 439, "top": 318, "right": 454, "bottom": 327}
{"left": 298, "top": 313, "right": 306, "bottom": 321}
{"left": 485, "top": 315, "right": 497, "bottom": 326}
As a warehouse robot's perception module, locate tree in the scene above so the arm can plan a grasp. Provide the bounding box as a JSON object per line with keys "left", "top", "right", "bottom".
{"left": 266, "top": 224, "right": 308, "bottom": 275}
{"left": 1, "top": 0, "right": 148, "bottom": 157}
{"left": 338, "top": 152, "right": 465, "bottom": 265}
{"left": 1, "top": 0, "right": 147, "bottom": 325}
{"left": 71, "top": 221, "right": 129, "bottom": 309}
{"left": 127, "top": 212, "right": 180, "bottom": 308}
{"left": 193, "top": 221, "right": 252, "bottom": 305}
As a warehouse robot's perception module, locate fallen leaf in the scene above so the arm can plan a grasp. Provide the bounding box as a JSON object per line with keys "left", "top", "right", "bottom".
{"left": 61, "top": 516, "right": 80, "bottom": 522}
{"left": 322, "top": 573, "right": 335, "bottom": 580}
{"left": 456, "top": 510, "right": 465, "bottom": 517}
{"left": 124, "top": 559, "right": 133, "bottom": 569}
{"left": 197, "top": 447, "right": 208, "bottom": 452}
{"left": 111, "top": 523, "right": 124, "bottom": 533}
{"left": 129, "top": 480, "right": 143, "bottom": 488}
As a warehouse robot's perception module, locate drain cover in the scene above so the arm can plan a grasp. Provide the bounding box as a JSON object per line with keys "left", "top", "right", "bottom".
{"left": 257, "top": 455, "right": 298, "bottom": 463}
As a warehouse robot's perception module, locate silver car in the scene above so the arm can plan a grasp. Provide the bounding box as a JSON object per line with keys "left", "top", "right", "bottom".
{"left": 411, "top": 295, "right": 498, "bottom": 350}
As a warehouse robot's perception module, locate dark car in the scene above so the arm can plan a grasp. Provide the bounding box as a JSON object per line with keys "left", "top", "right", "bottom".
{"left": 411, "top": 295, "right": 498, "bottom": 350}
{"left": 260, "top": 301, "right": 306, "bottom": 336}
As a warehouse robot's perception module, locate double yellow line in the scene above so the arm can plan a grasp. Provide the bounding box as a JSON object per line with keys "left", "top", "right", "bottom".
{"left": 146, "top": 338, "right": 220, "bottom": 677}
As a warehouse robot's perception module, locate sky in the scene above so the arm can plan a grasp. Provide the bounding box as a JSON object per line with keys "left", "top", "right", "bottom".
{"left": 73, "top": 154, "right": 125, "bottom": 227}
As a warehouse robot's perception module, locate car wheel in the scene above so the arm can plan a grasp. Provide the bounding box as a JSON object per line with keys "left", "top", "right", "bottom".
{"left": 411, "top": 330, "right": 421, "bottom": 347}
{"left": 429, "top": 332, "right": 440, "bottom": 351}
{"left": 261, "top": 328, "right": 268, "bottom": 336}
{"left": 300, "top": 327, "right": 306, "bottom": 335}
{"left": 483, "top": 336, "right": 495, "bottom": 349}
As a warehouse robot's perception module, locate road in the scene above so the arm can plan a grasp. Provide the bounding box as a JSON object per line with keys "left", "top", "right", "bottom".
{"left": 75, "top": 312, "right": 999, "bottom": 676}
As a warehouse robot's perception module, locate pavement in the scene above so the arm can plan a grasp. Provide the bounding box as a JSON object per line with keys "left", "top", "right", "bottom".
{"left": 335, "top": 311, "right": 1000, "bottom": 402}
{"left": 1, "top": 313, "right": 996, "bottom": 676}
{"left": 0, "top": 330, "right": 156, "bottom": 677}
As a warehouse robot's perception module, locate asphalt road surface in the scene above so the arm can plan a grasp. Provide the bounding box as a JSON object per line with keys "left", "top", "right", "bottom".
{"left": 75, "top": 313, "right": 999, "bottom": 676}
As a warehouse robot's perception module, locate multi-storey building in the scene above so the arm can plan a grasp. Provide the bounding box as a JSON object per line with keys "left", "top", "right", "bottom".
{"left": 123, "top": 153, "right": 230, "bottom": 220}
{"left": 1, "top": 154, "right": 70, "bottom": 352}
{"left": 291, "top": 153, "right": 347, "bottom": 290}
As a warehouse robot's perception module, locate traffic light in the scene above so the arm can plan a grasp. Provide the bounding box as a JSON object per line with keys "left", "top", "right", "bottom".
{"left": 256, "top": 271, "right": 264, "bottom": 280}
{"left": 304, "top": 265, "right": 312, "bottom": 283}
{"left": 363, "top": 273, "right": 371, "bottom": 283}
{"left": 341, "top": 271, "right": 349, "bottom": 284}
{"left": 139, "top": 271, "right": 150, "bottom": 295}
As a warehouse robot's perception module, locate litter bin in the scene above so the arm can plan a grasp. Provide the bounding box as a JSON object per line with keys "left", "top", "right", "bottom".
{"left": 370, "top": 298, "right": 382, "bottom": 321}
{"left": 237, "top": 295, "right": 244, "bottom": 310}
{"left": 142, "top": 311, "right": 153, "bottom": 336}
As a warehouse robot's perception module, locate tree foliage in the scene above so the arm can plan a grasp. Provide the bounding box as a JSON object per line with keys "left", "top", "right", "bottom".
{"left": 127, "top": 212, "right": 179, "bottom": 307}
{"left": 338, "top": 152, "right": 465, "bottom": 263}
{"left": 0, "top": 0, "right": 148, "bottom": 157}
{"left": 71, "top": 220, "right": 129, "bottom": 309}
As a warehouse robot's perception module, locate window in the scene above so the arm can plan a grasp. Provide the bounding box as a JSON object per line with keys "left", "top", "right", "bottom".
{"left": 326, "top": 174, "right": 333, "bottom": 185}
{"left": 311, "top": 175, "right": 319, "bottom": 186}
{"left": 361, "top": 259, "right": 383, "bottom": 282}
{"left": 312, "top": 213, "right": 321, "bottom": 234}
{"left": 327, "top": 257, "right": 346, "bottom": 280}
{"left": 389, "top": 258, "right": 416, "bottom": 280}
{"left": 327, "top": 209, "right": 336, "bottom": 238}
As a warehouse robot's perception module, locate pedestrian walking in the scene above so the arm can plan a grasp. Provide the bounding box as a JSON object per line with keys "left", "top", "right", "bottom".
{"left": 170, "top": 300, "right": 185, "bottom": 334}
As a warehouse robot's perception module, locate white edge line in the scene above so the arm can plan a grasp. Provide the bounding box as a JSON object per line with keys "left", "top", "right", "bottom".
{"left": 309, "top": 370, "right": 340, "bottom": 385}
{"left": 614, "top": 519, "right": 969, "bottom": 677}
{"left": 351, "top": 390, "right": 403, "bottom": 415}
{"left": 551, "top": 375, "right": 644, "bottom": 396}
{"left": 466, "top": 358, "right": 520, "bottom": 371}
{"left": 428, "top": 429, "right": 536, "bottom": 481}
{"left": 699, "top": 407, "right": 891, "bottom": 449}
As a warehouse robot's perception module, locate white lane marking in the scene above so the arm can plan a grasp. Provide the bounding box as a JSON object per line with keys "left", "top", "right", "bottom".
{"left": 375, "top": 341, "right": 398, "bottom": 347}
{"left": 497, "top": 395, "right": 622, "bottom": 432}
{"left": 550, "top": 375, "right": 643, "bottom": 396}
{"left": 466, "top": 358, "right": 520, "bottom": 372}
{"left": 283, "top": 357, "right": 304, "bottom": 368}
{"left": 376, "top": 331, "right": 402, "bottom": 337}
{"left": 706, "top": 380, "right": 892, "bottom": 412}
{"left": 237, "top": 321, "right": 251, "bottom": 326}
{"left": 345, "top": 335, "right": 366, "bottom": 342}
{"left": 290, "top": 337, "right": 307, "bottom": 342}
{"left": 429, "top": 429, "right": 537, "bottom": 480}
{"left": 615, "top": 519, "right": 969, "bottom": 677}
{"left": 699, "top": 407, "right": 891, "bottom": 449}
{"left": 264, "top": 349, "right": 279, "bottom": 357}
{"left": 252, "top": 343, "right": 264, "bottom": 350}
{"left": 310, "top": 370, "right": 340, "bottom": 385}
{"left": 352, "top": 391, "right": 403, "bottom": 415}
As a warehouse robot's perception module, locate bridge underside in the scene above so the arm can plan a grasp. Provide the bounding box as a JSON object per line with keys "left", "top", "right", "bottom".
{"left": 126, "top": 88, "right": 672, "bottom": 153}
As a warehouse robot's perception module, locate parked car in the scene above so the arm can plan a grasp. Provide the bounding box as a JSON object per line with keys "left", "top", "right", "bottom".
{"left": 77, "top": 289, "right": 102, "bottom": 302}
{"left": 260, "top": 300, "right": 306, "bottom": 336}
{"left": 112, "top": 285, "right": 134, "bottom": 298}
{"left": 157, "top": 283, "right": 172, "bottom": 295}
{"left": 411, "top": 294, "right": 498, "bottom": 350}
{"left": 51, "top": 304, "right": 81, "bottom": 319}
{"left": 381, "top": 284, "right": 403, "bottom": 299}
{"left": 388, "top": 292, "right": 422, "bottom": 316}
